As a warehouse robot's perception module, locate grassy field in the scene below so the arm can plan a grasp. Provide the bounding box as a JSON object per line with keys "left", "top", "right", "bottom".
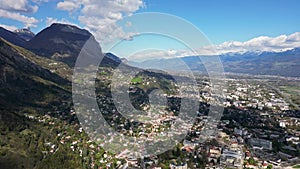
{"left": 279, "top": 85, "right": 300, "bottom": 109}
{"left": 293, "top": 164, "right": 300, "bottom": 168}
{"left": 131, "top": 76, "right": 143, "bottom": 83}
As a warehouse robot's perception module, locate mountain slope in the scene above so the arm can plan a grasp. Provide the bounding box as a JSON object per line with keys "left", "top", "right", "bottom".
{"left": 0, "top": 38, "right": 70, "bottom": 109}
{"left": 0, "top": 37, "right": 85, "bottom": 169}
{"left": 0, "top": 27, "right": 26, "bottom": 47}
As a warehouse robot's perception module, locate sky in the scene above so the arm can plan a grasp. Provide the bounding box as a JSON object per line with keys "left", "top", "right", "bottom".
{"left": 0, "top": 0, "right": 300, "bottom": 60}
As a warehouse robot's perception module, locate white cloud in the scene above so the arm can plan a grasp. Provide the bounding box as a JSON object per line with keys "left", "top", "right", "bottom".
{"left": 126, "top": 32, "right": 300, "bottom": 61}
{"left": 208, "top": 32, "right": 300, "bottom": 55}
{"left": 0, "top": 24, "right": 18, "bottom": 31}
{"left": 0, "top": 9, "right": 39, "bottom": 27}
{"left": 31, "top": 0, "right": 49, "bottom": 4}
{"left": 0, "top": 0, "right": 40, "bottom": 27}
{"left": 57, "top": 0, "right": 81, "bottom": 12}
{"left": 56, "top": 0, "right": 144, "bottom": 43}
{"left": 128, "top": 49, "right": 196, "bottom": 61}
{"left": 45, "top": 17, "right": 78, "bottom": 27}
{"left": 0, "top": 0, "right": 38, "bottom": 13}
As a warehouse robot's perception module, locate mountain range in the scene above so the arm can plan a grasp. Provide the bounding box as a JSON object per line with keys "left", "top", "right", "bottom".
{"left": 2, "top": 23, "right": 300, "bottom": 77}
{"left": 130, "top": 48, "right": 300, "bottom": 77}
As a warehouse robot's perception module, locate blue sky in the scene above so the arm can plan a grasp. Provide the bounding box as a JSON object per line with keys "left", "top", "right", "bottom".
{"left": 140, "top": 0, "right": 300, "bottom": 44}
{"left": 0, "top": 0, "right": 300, "bottom": 59}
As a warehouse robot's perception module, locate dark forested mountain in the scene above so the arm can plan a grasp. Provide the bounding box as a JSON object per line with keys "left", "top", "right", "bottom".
{"left": 25, "top": 23, "right": 94, "bottom": 67}
{"left": 105, "top": 52, "right": 122, "bottom": 63}
{"left": 0, "top": 38, "right": 70, "bottom": 109}
{"left": 0, "top": 24, "right": 121, "bottom": 68}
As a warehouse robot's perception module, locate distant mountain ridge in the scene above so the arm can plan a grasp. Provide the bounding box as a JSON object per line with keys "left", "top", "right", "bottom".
{"left": 14, "top": 28, "right": 35, "bottom": 41}
{"left": 130, "top": 48, "right": 300, "bottom": 77}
